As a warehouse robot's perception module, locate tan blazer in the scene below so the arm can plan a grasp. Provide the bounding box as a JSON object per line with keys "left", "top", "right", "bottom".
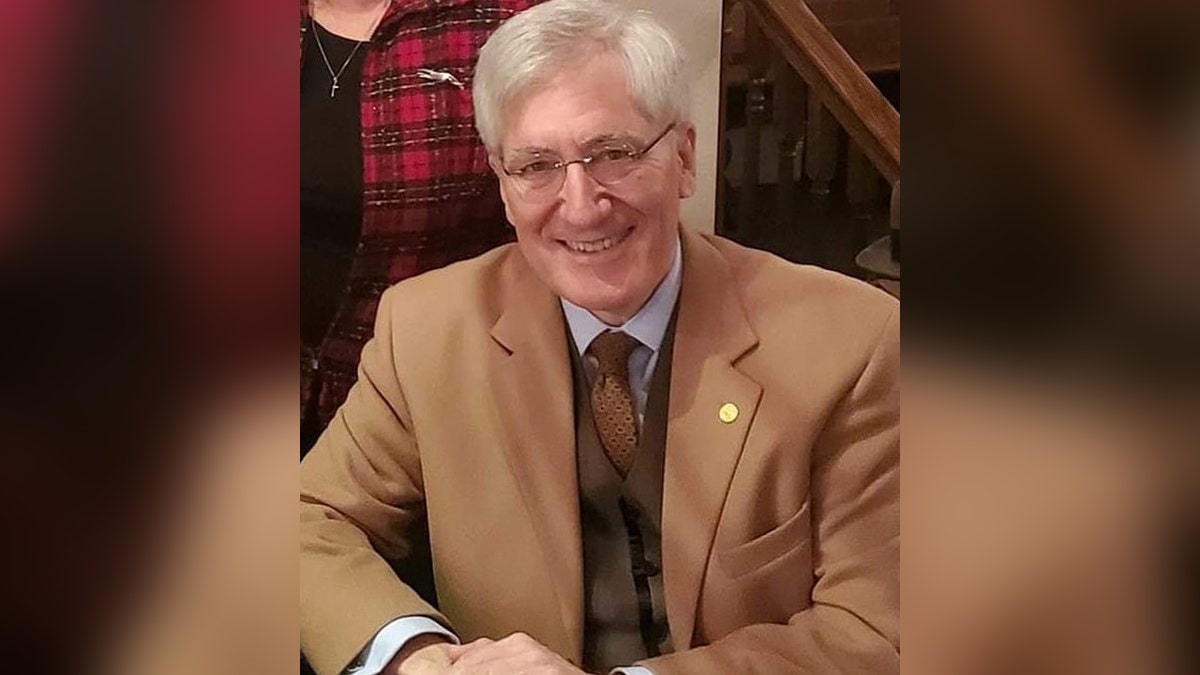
{"left": 300, "top": 227, "right": 899, "bottom": 675}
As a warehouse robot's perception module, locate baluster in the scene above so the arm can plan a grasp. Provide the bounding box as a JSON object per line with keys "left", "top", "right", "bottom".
{"left": 804, "top": 96, "right": 839, "bottom": 196}
{"left": 846, "top": 143, "right": 880, "bottom": 251}
{"left": 715, "top": 0, "right": 742, "bottom": 237}
{"left": 738, "top": 10, "right": 770, "bottom": 241}
{"left": 773, "top": 58, "right": 806, "bottom": 232}
{"left": 846, "top": 144, "right": 880, "bottom": 219}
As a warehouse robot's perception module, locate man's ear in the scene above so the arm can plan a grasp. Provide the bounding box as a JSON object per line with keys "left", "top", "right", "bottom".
{"left": 677, "top": 124, "right": 697, "bottom": 199}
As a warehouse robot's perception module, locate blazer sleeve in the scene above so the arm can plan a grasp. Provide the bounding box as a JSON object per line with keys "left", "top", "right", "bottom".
{"left": 300, "top": 287, "right": 449, "bottom": 675}
{"left": 639, "top": 305, "right": 901, "bottom": 675}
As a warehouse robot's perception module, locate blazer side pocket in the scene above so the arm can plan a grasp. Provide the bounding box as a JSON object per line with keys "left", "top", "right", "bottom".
{"left": 717, "top": 501, "right": 811, "bottom": 579}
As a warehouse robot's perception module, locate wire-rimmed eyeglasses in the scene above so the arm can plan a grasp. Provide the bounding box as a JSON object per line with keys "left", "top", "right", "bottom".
{"left": 499, "top": 123, "right": 676, "bottom": 200}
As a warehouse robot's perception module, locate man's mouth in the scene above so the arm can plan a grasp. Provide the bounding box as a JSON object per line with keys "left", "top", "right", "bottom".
{"left": 561, "top": 227, "right": 633, "bottom": 254}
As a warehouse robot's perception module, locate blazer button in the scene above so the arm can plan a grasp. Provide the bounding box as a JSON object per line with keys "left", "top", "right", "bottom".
{"left": 718, "top": 403, "right": 739, "bottom": 423}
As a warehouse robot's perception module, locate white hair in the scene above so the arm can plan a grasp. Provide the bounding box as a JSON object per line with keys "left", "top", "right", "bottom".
{"left": 472, "top": 0, "right": 691, "bottom": 153}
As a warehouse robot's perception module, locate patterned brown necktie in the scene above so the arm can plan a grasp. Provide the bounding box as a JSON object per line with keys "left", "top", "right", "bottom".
{"left": 588, "top": 330, "right": 640, "bottom": 478}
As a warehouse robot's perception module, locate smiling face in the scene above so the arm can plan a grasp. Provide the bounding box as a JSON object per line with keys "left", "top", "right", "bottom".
{"left": 493, "top": 52, "right": 696, "bottom": 325}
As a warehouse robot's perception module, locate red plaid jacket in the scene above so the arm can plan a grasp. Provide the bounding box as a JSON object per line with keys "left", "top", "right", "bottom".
{"left": 301, "top": 0, "right": 539, "bottom": 430}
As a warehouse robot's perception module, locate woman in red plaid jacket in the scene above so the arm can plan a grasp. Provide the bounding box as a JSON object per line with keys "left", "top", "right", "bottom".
{"left": 301, "top": 0, "right": 541, "bottom": 453}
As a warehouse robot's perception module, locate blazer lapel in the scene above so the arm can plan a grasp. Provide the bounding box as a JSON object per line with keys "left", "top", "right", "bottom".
{"left": 488, "top": 255, "right": 585, "bottom": 662}
{"left": 662, "top": 229, "right": 762, "bottom": 648}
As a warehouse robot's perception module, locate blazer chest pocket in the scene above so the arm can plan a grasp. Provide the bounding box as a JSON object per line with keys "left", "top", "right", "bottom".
{"left": 717, "top": 501, "right": 811, "bottom": 579}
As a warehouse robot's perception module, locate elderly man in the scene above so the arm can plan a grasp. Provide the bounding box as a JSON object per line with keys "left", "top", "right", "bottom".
{"left": 300, "top": 1, "right": 899, "bottom": 674}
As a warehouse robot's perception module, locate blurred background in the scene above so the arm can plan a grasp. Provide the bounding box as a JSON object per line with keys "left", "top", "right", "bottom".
{"left": 1, "top": 0, "right": 1197, "bottom": 673}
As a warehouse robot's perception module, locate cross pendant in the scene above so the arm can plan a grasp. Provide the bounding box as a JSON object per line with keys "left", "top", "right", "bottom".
{"left": 329, "top": 79, "right": 339, "bottom": 98}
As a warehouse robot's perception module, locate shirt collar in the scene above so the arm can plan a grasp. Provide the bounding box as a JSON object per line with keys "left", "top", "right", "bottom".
{"left": 561, "top": 235, "right": 683, "bottom": 356}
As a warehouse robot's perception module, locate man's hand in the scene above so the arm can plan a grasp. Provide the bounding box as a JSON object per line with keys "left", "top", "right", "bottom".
{"left": 444, "top": 632, "right": 589, "bottom": 674}
{"left": 385, "top": 634, "right": 455, "bottom": 675}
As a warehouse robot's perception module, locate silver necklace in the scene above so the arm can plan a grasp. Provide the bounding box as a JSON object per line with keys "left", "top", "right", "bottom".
{"left": 312, "top": 23, "right": 366, "bottom": 98}
{"left": 310, "top": 2, "right": 389, "bottom": 98}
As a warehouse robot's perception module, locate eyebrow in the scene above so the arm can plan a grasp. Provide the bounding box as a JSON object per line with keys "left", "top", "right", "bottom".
{"left": 506, "top": 132, "right": 641, "bottom": 157}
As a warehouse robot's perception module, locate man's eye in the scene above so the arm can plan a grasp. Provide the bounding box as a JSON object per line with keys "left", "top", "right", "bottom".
{"left": 519, "top": 160, "right": 558, "bottom": 174}
{"left": 595, "top": 148, "right": 633, "bottom": 162}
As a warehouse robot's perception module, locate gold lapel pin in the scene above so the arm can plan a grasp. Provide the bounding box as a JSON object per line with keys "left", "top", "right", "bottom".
{"left": 718, "top": 403, "right": 739, "bottom": 423}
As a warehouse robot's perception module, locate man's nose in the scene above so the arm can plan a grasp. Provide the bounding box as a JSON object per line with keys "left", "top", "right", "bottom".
{"left": 557, "top": 162, "right": 611, "bottom": 227}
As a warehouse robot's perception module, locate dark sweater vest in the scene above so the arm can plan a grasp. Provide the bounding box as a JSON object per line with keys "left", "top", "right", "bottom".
{"left": 569, "top": 320, "right": 677, "bottom": 672}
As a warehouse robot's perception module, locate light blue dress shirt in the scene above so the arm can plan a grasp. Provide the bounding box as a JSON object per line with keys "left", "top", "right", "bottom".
{"left": 560, "top": 235, "right": 683, "bottom": 429}
{"left": 349, "top": 237, "right": 683, "bottom": 675}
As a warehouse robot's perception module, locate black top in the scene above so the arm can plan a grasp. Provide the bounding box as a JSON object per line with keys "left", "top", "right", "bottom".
{"left": 301, "top": 20, "right": 368, "bottom": 348}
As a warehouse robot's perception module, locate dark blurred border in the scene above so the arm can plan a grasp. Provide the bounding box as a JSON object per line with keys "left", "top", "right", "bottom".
{"left": 0, "top": 0, "right": 296, "bottom": 672}
{"left": 0, "top": 0, "right": 1196, "bottom": 673}
{"left": 903, "top": 1, "right": 1199, "bottom": 673}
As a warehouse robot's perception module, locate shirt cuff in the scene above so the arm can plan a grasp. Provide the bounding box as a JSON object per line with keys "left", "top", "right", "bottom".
{"left": 346, "top": 616, "right": 458, "bottom": 675}
{"left": 610, "top": 667, "right": 655, "bottom": 675}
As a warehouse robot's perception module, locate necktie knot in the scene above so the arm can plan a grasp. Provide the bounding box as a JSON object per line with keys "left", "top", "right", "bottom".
{"left": 589, "top": 330, "right": 639, "bottom": 378}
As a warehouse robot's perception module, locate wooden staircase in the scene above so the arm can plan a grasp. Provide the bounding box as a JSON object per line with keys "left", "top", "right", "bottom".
{"left": 718, "top": 0, "right": 900, "bottom": 295}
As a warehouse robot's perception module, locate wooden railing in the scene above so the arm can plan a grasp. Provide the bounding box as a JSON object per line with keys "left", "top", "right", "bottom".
{"left": 746, "top": 0, "right": 899, "bottom": 184}
{"left": 720, "top": 0, "right": 900, "bottom": 280}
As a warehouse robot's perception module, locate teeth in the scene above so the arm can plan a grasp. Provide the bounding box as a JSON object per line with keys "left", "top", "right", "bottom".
{"left": 567, "top": 235, "right": 618, "bottom": 253}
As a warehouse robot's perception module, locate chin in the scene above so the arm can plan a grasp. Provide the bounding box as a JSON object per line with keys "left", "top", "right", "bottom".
{"left": 561, "top": 285, "right": 632, "bottom": 318}
{"left": 565, "top": 291, "right": 621, "bottom": 313}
